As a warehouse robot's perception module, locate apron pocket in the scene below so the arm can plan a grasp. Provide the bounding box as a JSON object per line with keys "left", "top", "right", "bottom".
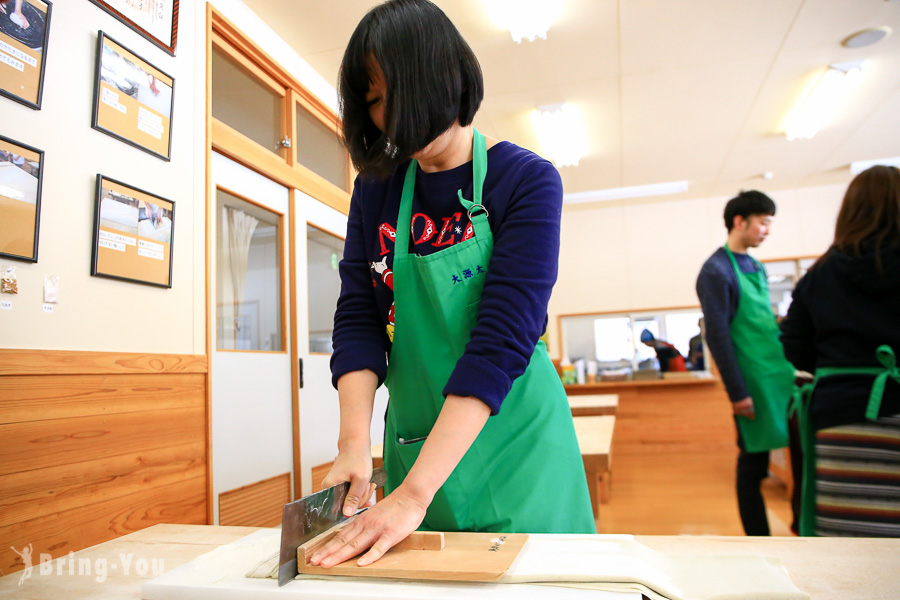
{"left": 389, "top": 435, "right": 424, "bottom": 473}
{"left": 387, "top": 436, "right": 473, "bottom": 532}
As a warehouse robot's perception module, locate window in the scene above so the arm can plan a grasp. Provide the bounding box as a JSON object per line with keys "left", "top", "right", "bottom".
{"left": 307, "top": 225, "right": 344, "bottom": 353}
{"left": 216, "top": 189, "right": 283, "bottom": 351}
{"left": 561, "top": 308, "right": 707, "bottom": 380}
{"left": 210, "top": 21, "right": 353, "bottom": 214}
{"left": 296, "top": 104, "right": 350, "bottom": 192}
{"left": 211, "top": 45, "right": 284, "bottom": 156}
{"left": 763, "top": 257, "right": 816, "bottom": 317}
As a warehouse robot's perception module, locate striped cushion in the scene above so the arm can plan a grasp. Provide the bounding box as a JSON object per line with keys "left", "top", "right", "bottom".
{"left": 814, "top": 414, "right": 900, "bottom": 537}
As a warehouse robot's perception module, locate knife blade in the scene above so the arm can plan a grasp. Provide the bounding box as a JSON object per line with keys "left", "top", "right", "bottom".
{"left": 278, "top": 467, "right": 386, "bottom": 586}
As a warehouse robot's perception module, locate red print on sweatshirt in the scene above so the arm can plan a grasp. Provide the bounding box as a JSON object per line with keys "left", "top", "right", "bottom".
{"left": 372, "top": 210, "right": 474, "bottom": 342}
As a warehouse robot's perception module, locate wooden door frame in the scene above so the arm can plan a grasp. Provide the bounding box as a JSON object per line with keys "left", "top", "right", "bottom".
{"left": 205, "top": 5, "right": 352, "bottom": 518}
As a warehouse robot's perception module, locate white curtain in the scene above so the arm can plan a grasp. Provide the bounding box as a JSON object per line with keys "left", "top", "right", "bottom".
{"left": 223, "top": 207, "right": 258, "bottom": 347}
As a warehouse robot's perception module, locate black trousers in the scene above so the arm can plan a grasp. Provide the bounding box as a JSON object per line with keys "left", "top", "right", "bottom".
{"left": 735, "top": 421, "right": 770, "bottom": 536}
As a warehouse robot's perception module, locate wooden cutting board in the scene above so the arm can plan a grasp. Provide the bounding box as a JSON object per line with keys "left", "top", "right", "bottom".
{"left": 297, "top": 529, "right": 528, "bottom": 582}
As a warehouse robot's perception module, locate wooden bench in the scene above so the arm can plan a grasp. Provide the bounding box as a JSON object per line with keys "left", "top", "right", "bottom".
{"left": 573, "top": 415, "right": 616, "bottom": 517}
{"left": 568, "top": 393, "right": 618, "bottom": 417}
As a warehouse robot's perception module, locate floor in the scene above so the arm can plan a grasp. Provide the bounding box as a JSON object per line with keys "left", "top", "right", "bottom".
{"left": 597, "top": 451, "right": 795, "bottom": 536}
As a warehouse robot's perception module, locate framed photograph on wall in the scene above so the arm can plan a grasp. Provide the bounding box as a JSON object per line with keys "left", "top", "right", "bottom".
{"left": 92, "top": 32, "right": 175, "bottom": 161}
{"left": 0, "top": 134, "right": 43, "bottom": 262}
{"left": 92, "top": 174, "right": 175, "bottom": 288}
{"left": 0, "top": 0, "right": 52, "bottom": 109}
{"left": 88, "top": 0, "right": 178, "bottom": 56}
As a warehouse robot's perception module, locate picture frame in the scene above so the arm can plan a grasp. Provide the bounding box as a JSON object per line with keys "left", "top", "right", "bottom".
{"left": 0, "top": 0, "right": 52, "bottom": 109}
{"left": 92, "top": 32, "right": 175, "bottom": 161}
{"left": 91, "top": 174, "right": 175, "bottom": 288}
{"left": 0, "top": 134, "right": 43, "bottom": 262}
{"left": 87, "top": 0, "right": 178, "bottom": 56}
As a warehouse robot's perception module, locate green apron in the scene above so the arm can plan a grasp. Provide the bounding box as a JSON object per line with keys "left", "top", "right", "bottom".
{"left": 725, "top": 245, "right": 795, "bottom": 453}
{"left": 791, "top": 345, "right": 899, "bottom": 536}
{"left": 382, "top": 130, "right": 595, "bottom": 534}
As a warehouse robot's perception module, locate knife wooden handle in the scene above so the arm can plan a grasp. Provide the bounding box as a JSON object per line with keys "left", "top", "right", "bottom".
{"left": 370, "top": 467, "right": 387, "bottom": 489}
{"left": 297, "top": 523, "right": 444, "bottom": 567}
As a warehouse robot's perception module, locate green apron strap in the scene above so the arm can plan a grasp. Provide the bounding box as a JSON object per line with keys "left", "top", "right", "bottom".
{"left": 455, "top": 130, "right": 490, "bottom": 239}
{"left": 723, "top": 243, "right": 745, "bottom": 285}
{"left": 396, "top": 160, "right": 419, "bottom": 260}
{"left": 793, "top": 381, "right": 817, "bottom": 536}
{"left": 868, "top": 345, "right": 899, "bottom": 419}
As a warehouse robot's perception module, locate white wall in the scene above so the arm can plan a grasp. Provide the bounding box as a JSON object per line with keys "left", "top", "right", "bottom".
{"left": 547, "top": 183, "right": 846, "bottom": 359}
{"left": 0, "top": 0, "right": 204, "bottom": 354}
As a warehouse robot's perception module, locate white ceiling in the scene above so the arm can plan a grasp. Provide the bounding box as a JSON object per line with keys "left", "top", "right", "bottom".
{"left": 240, "top": 0, "right": 900, "bottom": 205}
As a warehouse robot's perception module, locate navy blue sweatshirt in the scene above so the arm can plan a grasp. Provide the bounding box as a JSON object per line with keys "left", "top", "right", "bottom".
{"left": 780, "top": 246, "right": 900, "bottom": 431}
{"left": 330, "top": 141, "right": 563, "bottom": 415}
{"left": 696, "top": 247, "right": 765, "bottom": 403}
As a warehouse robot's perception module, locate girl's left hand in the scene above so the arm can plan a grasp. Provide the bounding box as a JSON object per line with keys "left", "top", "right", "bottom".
{"left": 308, "top": 485, "right": 429, "bottom": 568}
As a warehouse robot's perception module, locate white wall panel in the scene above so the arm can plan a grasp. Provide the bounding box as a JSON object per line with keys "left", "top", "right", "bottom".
{"left": 548, "top": 180, "right": 849, "bottom": 359}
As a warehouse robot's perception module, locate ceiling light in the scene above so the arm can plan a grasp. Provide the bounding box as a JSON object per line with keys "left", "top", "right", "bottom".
{"left": 850, "top": 155, "right": 900, "bottom": 174}
{"left": 783, "top": 60, "right": 864, "bottom": 141}
{"left": 563, "top": 181, "right": 689, "bottom": 204}
{"left": 842, "top": 26, "right": 892, "bottom": 48}
{"left": 483, "top": 0, "right": 563, "bottom": 43}
{"left": 532, "top": 102, "right": 587, "bottom": 168}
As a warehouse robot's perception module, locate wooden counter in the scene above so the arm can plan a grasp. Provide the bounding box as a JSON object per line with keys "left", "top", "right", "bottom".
{"left": 565, "top": 376, "right": 719, "bottom": 392}
{"left": 1, "top": 524, "right": 897, "bottom": 599}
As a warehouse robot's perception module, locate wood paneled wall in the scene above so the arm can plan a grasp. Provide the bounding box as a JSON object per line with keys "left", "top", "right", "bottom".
{"left": 0, "top": 349, "right": 209, "bottom": 575}
{"left": 219, "top": 472, "right": 290, "bottom": 527}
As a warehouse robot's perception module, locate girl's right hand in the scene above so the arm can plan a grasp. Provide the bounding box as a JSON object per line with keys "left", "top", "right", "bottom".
{"left": 321, "top": 449, "right": 377, "bottom": 517}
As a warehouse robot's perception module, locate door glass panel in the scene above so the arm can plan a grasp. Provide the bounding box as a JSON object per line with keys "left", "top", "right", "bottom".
{"left": 216, "top": 189, "right": 282, "bottom": 351}
{"left": 296, "top": 105, "right": 350, "bottom": 192}
{"left": 307, "top": 225, "right": 344, "bottom": 353}
{"left": 212, "top": 46, "right": 282, "bottom": 156}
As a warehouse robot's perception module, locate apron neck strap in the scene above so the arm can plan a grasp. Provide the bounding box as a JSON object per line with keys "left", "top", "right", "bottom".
{"left": 724, "top": 243, "right": 763, "bottom": 275}
{"left": 455, "top": 130, "right": 490, "bottom": 239}
{"left": 723, "top": 243, "right": 739, "bottom": 269}
{"left": 397, "top": 129, "right": 489, "bottom": 257}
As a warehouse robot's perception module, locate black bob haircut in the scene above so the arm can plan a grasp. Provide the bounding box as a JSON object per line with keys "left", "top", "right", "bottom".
{"left": 338, "top": 0, "right": 484, "bottom": 178}
{"left": 723, "top": 190, "right": 776, "bottom": 232}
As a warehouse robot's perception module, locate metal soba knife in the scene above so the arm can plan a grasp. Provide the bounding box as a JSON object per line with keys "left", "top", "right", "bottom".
{"left": 277, "top": 467, "right": 386, "bottom": 586}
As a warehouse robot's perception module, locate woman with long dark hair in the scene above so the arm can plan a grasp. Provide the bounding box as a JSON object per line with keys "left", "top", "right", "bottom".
{"left": 780, "top": 165, "right": 900, "bottom": 537}
{"left": 311, "top": 0, "right": 595, "bottom": 568}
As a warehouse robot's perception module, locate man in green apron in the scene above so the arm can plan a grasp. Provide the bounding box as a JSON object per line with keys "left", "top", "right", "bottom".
{"left": 697, "top": 190, "right": 796, "bottom": 535}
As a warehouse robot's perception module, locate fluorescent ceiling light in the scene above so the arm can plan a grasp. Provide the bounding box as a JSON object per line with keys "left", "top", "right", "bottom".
{"left": 783, "top": 60, "right": 864, "bottom": 141}
{"left": 532, "top": 103, "right": 587, "bottom": 168}
{"left": 850, "top": 155, "right": 900, "bottom": 174}
{"left": 563, "top": 181, "right": 689, "bottom": 204}
{"left": 483, "top": 0, "right": 562, "bottom": 43}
